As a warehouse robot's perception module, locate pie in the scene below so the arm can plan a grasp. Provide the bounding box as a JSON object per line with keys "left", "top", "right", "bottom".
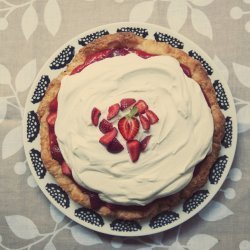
{"left": 37, "top": 32, "right": 225, "bottom": 220}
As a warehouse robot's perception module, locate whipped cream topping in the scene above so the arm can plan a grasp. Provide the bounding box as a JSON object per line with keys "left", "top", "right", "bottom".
{"left": 55, "top": 53, "right": 214, "bottom": 206}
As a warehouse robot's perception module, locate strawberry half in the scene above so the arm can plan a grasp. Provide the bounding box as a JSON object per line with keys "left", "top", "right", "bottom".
{"left": 180, "top": 63, "right": 191, "bottom": 78}
{"left": 107, "top": 138, "right": 124, "bottom": 153}
{"left": 99, "top": 128, "right": 118, "bottom": 146}
{"left": 127, "top": 140, "right": 141, "bottom": 162}
{"left": 139, "top": 114, "right": 150, "bottom": 130}
{"left": 47, "top": 112, "right": 57, "bottom": 132}
{"left": 141, "top": 135, "right": 151, "bottom": 151}
{"left": 61, "top": 161, "right": 72, "bottom": 177}
{"left": 120, "top": 98, "right": 136, "bottom": 111}
{"left": 145, "top": 110, "right": 159, "bottom": 124}
{"left": 50, "top": 95, "right": 58, "bottom": 112}
{"left": 91, "top": 107, "right": 101, "bottom": 126}
{"left": 107, "top": 103, "right": 120, "bottom": 120}
{"left": 118, "top": 108, "right": 140, "bottom": 141}
{"left": 51, "top": 143, "right": 64, "bottom": 163}
{"left": 99, "top": 119, "right": 113, "bottom": 134}
{"left": 133, "top": 100, "right": 148, "bottom": 114}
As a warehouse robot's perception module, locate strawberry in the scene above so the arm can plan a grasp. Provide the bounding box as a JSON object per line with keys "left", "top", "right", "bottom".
{"left": 141, "top": 135, "right": 151, "bottom": 151}
{"left": 70, "top": 49, "right": 112, "bottom": 75}
{"left": 99, "top": 119, "right": 113, "bottom": 134}
{"left": 139, "top": 114, "right": 150, "bottom": 130}
{"left": 88, "top": 192, "right": 104, "bottom": 210}
{"left": 49, "top": 132, "right": 58, "bottom": 146}
{"left": 145, "top": 110, "right": 159, "bottom": 124}
{"left": 118, "top": 107, "right": 140, "bottom": 141}
{"left": 133, "top": 100, "right": 148, "bottom": 114}
{"left": 107, "top": 103, "right": 120, "bottom": 120}
{"left": 49, "top": 95, "right": 58, "bottom": 112}
{"left": 61, "top": 161, "right": 72, "bottom": 177}
{"left": 120, "top": 98, "right": 136, "bottom": 111}
{"left": 107, "top": 138, "right": 124, "bottom": 153}
{"left": 135, "top": 49, "right": 155, "bottom": 59}
{"left": 180, "top": 63, "right": 191, "bottom": 78}
{"left": 111, "top": 48, "right": 131, "bottom": 57}
{"left": 91, "top": 107, "right": 101, "bottom": 126}
{"left": 51, "top": 143, "right": 64, "bottom": 163}
{"left": 127, "top": 140, "right": 141, "bottom": 162}
{"left": 99, "top": 128, "right": 118, "bottom": 146}
{"left": 47, "top": 112, "right": 57, "bottom": 131}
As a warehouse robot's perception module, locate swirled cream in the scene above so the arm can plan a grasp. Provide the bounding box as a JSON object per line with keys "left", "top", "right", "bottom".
{"left": 55, "top": 53, "right": 214, "bottom": 206}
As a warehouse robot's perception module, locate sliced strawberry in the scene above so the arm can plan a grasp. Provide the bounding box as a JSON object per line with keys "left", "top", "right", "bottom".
{"left": 91, "top": 107, "right": 101, "bottom": 126}
{"left": 99, "top": 119, "right": 113, "bottom": 134}
{"left": 118, "top": 117, "right": 139, "bottom": 141}
{"left": 47, "top": 112, "right": 57, "bottom": 131}
{"left": 107, "top": 103, "right": 120, "bottom": 120}
{"left": 50, "top": 95, "right": 58, "bottom": 112}
{"left": 51, "top": 144, "right": 64, "bottom": 163}
{"left": 145, "top": 110, "right": 159, "bottom": 124}
{"left": 135, "top": 49, "right": 155, "bottom": 59}
{"left": 133, "top": 100, "right": 148, "bottom": 114}
{"left": 111, "top": 48, "right": 131, "bottom": 57}
{"left": 61, "top": 161, "right": 72, "bottom": 177}
{"left": 141, "top": 135, "right": 151, "bottom": 151}
{"left": 139, "top": 114, "right": 150, "bottom": 130}
{"left": 120, "top": 98, "right": 136, "bottom": 111}
{"left": 180, "top": 63, "right": 191, "bottom": 78}
{"left": 99, "top": 128, "right": 118, "bottom": 146}
{"left": 107, "top": 138, "right": 124, "bottom": 153}
{"left": 88, "top": 192, "right": 104, "bottom": 210}
{"left": 127, "top": 140, "right": 141, "bottom": 162}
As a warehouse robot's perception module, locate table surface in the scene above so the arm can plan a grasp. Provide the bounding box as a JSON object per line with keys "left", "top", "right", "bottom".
{"left": 1, "top": 0, "right": 250, "bottom": 249}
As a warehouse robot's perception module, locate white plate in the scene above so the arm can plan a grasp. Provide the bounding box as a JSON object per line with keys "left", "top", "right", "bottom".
{"left": 23, "top": 22, "right": 237, "bottom": 236}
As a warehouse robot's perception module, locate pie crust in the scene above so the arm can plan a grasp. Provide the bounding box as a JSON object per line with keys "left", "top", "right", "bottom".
{"left": 37, "top": 32, "right": 225, "bottom": 220}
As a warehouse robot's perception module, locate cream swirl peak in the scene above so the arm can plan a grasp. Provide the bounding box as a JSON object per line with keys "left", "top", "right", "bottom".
{"left": 55, "top": 53, "right": 214, "bottom": 206}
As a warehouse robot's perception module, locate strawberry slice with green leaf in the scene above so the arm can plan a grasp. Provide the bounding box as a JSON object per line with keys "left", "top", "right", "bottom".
{"left": 107, "top": 103, "right": 120, "bottom": 120}
{"left": 139, "top": 114, "right": 150, "bottom": 130}
{"left": 91, "top": 107, "right": 101, "bottom": 126}
{"left": 145, "top": 110, "right": 159, "bottom": 124}
{"left": 127, "top": 140, "right": 141, "bottom": 162}
{"left": 120, "top": 98, "right": 136, "bottom": 111}
{"left": 99, "top": 127, "right": 118, "bottom": 146}
{"left": 133, "top": 100, "right": 148, "bottom": 114}
{"left": 118, "top": 107, "right": 140, "bottom": 141}
{"left": 107, "top": 138, "right": 124, "bottom": 153}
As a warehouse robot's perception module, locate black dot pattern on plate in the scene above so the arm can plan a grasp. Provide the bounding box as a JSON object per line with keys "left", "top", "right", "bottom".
{"left": 188, "top": 50, "right": 213, "bottom": 75}
{"left": 31, "top": 75, "right": 50, "bottom": 104}
{"left": 74, "top": 207, "right": 104, "bottom": 227}
{"left": 213, "top": 80, "right": 229, "bottom": 110}
{"left": 154, "top": 32, "right": 184, "bottom": 49}
{"left": 149, "top": 211, "right": 179, "bottom": 229}
{"left": 27, "top": 111, "right": 40, "bottom": 142}
{"left": 46, "top": 183, "right": 70, "bottom": 208}
{"left": 222, "top": 117, "right": 233, "bottom": 148}
{"left": 183, "top": 190, "right": 209, "bottom": 213}
{"left": 117, "top": 27, "right": 148, "bottom": 38}
{"left": 49, "top": 46, "right": 75, "bottom": 70}
{"left": 110, "top": 219, "right": 142, "bottom": 232}
{"left": 29, "top": 149, "right": 46, "bottom": 179}
{"left": 78, "top": 30, "right": 109, "bottom": 46}
{"left": 209, "top": 155, "right": 228, "bottom": 184}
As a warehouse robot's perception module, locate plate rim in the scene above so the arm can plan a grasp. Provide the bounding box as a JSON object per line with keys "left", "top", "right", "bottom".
{"left": 22, "top": 21, "right": 238, "bottom": 237}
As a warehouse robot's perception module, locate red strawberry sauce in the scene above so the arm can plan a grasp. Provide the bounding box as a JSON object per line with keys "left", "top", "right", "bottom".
{"left": 48, "top": 47, "right": 198, "bottom": 211}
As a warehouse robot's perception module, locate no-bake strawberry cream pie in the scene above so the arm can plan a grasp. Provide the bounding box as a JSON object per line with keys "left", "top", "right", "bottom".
{"left": 38, "top": 32, "right": 225, "bottom": 220}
